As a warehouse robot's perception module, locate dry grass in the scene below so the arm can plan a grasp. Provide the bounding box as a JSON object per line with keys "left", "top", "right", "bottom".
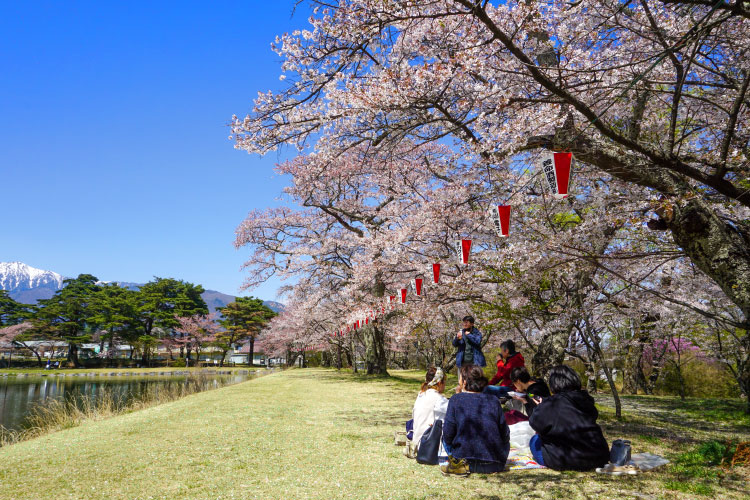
{"left": 0, "top": 368, "right": 747, "bottom": 500}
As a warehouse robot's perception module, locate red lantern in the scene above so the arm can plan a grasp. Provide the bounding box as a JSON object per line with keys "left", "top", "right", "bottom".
{"left": 456, "top": 239, "right": 472, "bottom": 264}
{"left": 400, "top": 288, "right": 407, "bottom": 303}
{"left": 489, "top": 205, "right": 511, "bottom": 237}
{"left": 414, "top": 278, "right": 423, "bottom": 296}
{"left": 433, "top": 263, "right": 441, "bottom": 283}
{"left": 389, "top": 295, "right": 395, "bottom": 303}
{"left": 541, "top": 152, "right": 573, "bottom": 199}
{"left": 365, "top": 317, "right": 369, "bottom": 325}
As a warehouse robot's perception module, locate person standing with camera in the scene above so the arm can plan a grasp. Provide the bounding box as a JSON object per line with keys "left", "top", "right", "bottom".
{"left": 452, "top": 315, "right": 486, "bottom": 369}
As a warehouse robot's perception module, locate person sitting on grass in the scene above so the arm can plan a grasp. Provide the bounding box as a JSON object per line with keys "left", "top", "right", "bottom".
{"left": 484, "top": 339, "right": 525, "bottom": 400}
{"left": 441, "top": 364, "right": 510, "bottom": 476}
{"left": 412, "top": 366, "right": 449, "bottom": 451}
{"left": 509, "top": 366, "right": 551, "bottom": 417}
{"left": 528, "top": 365, "right": 610, "bottom": 471}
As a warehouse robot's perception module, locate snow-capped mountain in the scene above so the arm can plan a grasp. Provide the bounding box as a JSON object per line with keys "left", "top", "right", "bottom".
{"left": 0, "top": 262, "right": 65, "bottom": 303}
{"left": 0, "top": 261, "right": 284, "bottom": 312}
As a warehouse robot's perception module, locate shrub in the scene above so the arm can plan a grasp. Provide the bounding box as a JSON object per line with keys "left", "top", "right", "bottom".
{"left": 655, "top": 360, "right": 740, "bottom": 398}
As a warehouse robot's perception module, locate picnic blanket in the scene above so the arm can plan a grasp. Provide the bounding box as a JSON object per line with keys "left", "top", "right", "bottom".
{"left": 629, "top": 452, "right": 670, "bottom": 471}
{"left": 506, "top": 446, "right": 545, "bottom": 470}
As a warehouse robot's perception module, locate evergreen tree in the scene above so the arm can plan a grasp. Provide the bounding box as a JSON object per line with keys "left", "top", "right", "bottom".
{"left": 217, "top": 297, "right": 276, "bottom": 366}
{"left": 136, "top": 278, "right": 208, "bottom": 365}
{"left": 36, "top": 274, "right": 100, "bottom": 367}
{"left": 0, "top": 290, "right": 27, "bottom": 326}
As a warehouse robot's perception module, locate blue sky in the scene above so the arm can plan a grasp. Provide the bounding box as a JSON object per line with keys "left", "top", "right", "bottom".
{"left": 0, "top": 1, "right": 309, "bottom": 300}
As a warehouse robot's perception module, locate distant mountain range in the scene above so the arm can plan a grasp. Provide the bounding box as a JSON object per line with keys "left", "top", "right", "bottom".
{"left": 0, "top": 262, "right": 284, "bottom": 313}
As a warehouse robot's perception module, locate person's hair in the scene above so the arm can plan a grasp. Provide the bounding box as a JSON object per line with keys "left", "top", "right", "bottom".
{"left": 500, "top": 339, "right": 516, "bottom": 354}
{"left": 462, "top": 315, "right": 475, "bottom": 324}
{"left": 510, "top": 366, "right": 531, "bottom": 383}
{"left": 548, "top": 365, "right": 582, "bottom": 394}
{"left": 420, "top": 366, "right": 438, "bottom": 392}
{"left": 459, "top": 364, "right": 488, "bottom": 392}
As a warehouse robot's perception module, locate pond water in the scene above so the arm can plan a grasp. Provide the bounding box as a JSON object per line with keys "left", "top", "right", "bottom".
{"left": 0, "top": 371, "right": 256, "bottom": 433}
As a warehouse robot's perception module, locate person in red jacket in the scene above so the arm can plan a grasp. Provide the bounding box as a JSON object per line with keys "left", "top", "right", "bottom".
{"left": 483, "top": 340, "right": 525, "bottom": 399}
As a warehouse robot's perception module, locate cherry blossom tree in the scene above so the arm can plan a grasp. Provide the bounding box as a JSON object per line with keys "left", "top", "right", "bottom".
{"left": 231, "top": 0, "right": 750, "bottom": 409}
{"left": 173, "top": 314, "right": 222, "bottom": 367}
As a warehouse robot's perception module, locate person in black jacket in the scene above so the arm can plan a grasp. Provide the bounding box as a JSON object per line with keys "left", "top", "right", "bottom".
{"left": 528, "top": 365, "right": 609, "bottom": 471}
{"left": 509, "top": 366, "right": 550, "bottom": 417}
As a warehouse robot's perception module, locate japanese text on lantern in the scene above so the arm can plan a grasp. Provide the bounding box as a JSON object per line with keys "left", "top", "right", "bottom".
{"left": 542, "top": 156, "right": 556, "bottom": 194}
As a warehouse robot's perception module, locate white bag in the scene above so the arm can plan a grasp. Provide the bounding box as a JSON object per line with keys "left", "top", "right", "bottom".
{"left": 509, "top": 421, "right": 535, "bottom": 449}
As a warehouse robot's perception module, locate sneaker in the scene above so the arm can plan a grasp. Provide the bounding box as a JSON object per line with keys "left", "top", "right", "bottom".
{"left": 595, "top": 463, "right": 640, "bottom": 475}
{"left": 440, "top": 456, "right": 470, "bottom": 477}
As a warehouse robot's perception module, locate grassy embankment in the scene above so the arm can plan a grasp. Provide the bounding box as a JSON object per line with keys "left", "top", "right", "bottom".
{"left": 0, "top": 366, "right": 255, "bottom": 376}
{"left": 0, "top": 368, "right": 748, "bottom": 500}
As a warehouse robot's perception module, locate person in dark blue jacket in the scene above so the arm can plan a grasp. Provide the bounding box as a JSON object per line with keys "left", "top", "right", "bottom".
{"left": 442, "top": 364, "right": 510, "bottom": 475}
{"left": 452, "top": 315, "right": 486, "bottom": 368}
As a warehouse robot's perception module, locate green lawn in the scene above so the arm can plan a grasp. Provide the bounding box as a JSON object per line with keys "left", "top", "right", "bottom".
{"left": 0, "top": 369, "right": 747, "bottom": 500}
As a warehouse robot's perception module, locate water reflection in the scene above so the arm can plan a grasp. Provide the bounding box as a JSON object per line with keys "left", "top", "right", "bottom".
{"left": 0, "top": 371, "right": 255, "bottom": 433}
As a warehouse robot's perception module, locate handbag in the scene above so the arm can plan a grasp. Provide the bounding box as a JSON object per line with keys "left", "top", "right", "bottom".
{"left": 416, "top": 419, "right": 443, "bottom": 465}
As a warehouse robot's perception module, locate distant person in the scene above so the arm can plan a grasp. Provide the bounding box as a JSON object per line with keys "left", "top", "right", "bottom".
{"left": 528, "top": 365, "right": 609, "bottom": 471}
{"left": 441, "top": 364, "right": 510, "bottom": 476}
{"left": 452, "top": 316, "right": 486, "bottom": 368}
{"left": 411, "top": 367, "right": 449, "bottom": 453}
{"left": 509, "top": 366, "right": 550, "bottom": 417}
{"left": 484, "top": 340, "right": 525, "bottom": 399}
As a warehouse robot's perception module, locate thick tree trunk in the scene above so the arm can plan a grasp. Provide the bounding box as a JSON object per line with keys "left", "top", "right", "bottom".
{"left": 344, "top": 346, "right": 353, "bottom": 369}
{"left": 363, "top": 325, "right": 388, "bottom": 375}
{"left": 336, "top": 341, "right": 342, "bottom": 370}
{"left": 67, "top": 343, "right": 81, "bottom": 368}
{"left": 584, "top": 360, "right": 597, "bottom": 394}
{"left": 531, "top": 328, "right": 570, "bottom": 376}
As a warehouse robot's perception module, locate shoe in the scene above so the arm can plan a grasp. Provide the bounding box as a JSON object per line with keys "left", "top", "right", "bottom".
{"left": 403, "top": 440, "right": 418, "bottom": 459}
{"left": 394, "top": 431, "right": 407, "bottom": 446}
{"left": 440, "top": 456, "right": 470, "bottom": 477}
{"left": 595, "top": 463, "right": 640, "bottom": 475}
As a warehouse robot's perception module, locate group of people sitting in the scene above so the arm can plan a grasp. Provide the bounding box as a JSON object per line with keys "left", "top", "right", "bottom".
{"left": 408, "top": 315, "right": 610, "bottom": 476}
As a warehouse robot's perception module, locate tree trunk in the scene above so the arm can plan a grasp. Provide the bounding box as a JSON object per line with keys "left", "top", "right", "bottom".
{"left": 601, "top": 363, "right": 622, "bottom": 419}
{"left": 67, "top": 343, "right": 81, "bottom": 368}
{"left": 585, "top": 360, "right": 597, "bottom": 394}
{"left": 531, "top": 328, "right": 569, "bottom": 376}
{"left": 219, "top": 348, "right": 227, "bottom": 367}
{"left": 344, "top": 346, "right": 353, "bottom": 369}
{"left": 336, "top": 341, "right": 342, "bottom": 370}
{"left": 363, "top": 325, "right": 388, "bottom": 375}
